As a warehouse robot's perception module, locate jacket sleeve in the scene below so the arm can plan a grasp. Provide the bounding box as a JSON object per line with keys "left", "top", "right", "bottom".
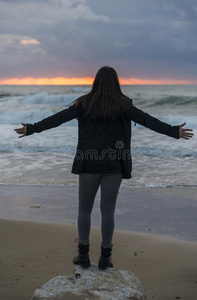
{"left": 125, "top": 105, "right": 180, "bottom": 139}
{"left": 26, "top": 104, "right": 83, "bottom": 136}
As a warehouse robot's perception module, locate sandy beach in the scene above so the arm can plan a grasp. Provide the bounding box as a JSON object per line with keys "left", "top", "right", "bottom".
{"left": 0, "top": 185, "right": 197, "bottom": 300}
{"left": 0, "top": 219, "right": 197, "bottom": 300}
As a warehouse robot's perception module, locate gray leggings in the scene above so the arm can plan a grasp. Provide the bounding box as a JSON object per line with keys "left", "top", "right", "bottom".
{"left": 78, "top": 173, "right": 123, "bottom": 247}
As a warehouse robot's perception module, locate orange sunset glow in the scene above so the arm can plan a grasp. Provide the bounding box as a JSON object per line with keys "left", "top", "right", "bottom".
{"left": 0, "top": 77, "right": 196, "bottom": 85}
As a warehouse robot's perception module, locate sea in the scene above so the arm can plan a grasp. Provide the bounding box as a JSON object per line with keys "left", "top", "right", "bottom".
{"left": 0, "top": 84, "right": 196, "bottom": 188}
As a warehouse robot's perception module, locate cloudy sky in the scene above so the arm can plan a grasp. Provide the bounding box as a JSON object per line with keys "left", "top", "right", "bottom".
{"left": 0, "top": 0, "right": 197, "bottom": 84}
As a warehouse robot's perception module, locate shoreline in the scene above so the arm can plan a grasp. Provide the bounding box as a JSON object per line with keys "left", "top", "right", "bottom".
{"left": 1, "top": 182, "right": 197, "bottom": 188}
{"left": 1, "top": 150, "right": 197, "bottom": 187}
{"left": 1, "top": 218, "right": 197, "bottom": 300}
{"left": 0, "top": 184, "right": 197, "bottom": 242}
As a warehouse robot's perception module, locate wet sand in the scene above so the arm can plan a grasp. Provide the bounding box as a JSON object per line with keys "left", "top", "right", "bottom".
{"left": 0, "top": 184, "right": 197, "bottom": 241}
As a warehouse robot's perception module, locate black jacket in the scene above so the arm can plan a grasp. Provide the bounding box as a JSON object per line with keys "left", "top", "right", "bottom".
{"left": 26, "top": 103, "right": 179, "bottom": 179}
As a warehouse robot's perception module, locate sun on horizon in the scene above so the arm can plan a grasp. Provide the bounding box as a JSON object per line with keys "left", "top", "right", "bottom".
{"left": 0, "top": 77, "right": 196, "bottom": 85}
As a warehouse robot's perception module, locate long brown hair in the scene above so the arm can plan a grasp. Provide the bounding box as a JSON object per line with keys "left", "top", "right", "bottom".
{"left": 74, "top": 66, "right": 132, "bottom": 122}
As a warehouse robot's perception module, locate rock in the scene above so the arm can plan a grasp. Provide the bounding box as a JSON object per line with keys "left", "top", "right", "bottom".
{"left": 30, "top": 204, "right": 41, "bottom": 208}
{"left": 30, "top": 204, "right": 45, "bottom": 208}
{"left": 31, "top": 262, "right": 147, "bottom": 300}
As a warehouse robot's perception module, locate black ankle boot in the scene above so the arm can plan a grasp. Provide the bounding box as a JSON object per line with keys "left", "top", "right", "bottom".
{"left": 98, "top": 245, "right": 113, "bottom": 270}
{"left": 73, "top": 243, "right": 90, "bottom": 268}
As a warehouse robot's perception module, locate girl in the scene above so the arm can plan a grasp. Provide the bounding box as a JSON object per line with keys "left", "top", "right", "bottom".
{"left": 14, "top": 66, "right": 193, "bottom": 270}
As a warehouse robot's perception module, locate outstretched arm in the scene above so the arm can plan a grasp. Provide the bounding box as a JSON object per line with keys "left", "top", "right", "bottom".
{"left": 125, "top": 105, "right": 194, "bottom": 139}
{"left": 14, "top": 104, "right": 83, "bottom": 138}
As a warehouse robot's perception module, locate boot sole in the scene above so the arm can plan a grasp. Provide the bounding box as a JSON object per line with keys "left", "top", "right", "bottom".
{"left": 73, "top": 260, "right": 90, "bottom": 268}
{"left": 81, "top": 263, "right": 90, "bottom": 268}
{"left": 98, "top": 265, "right": 108, "bottom": 270}
{"left": 98, "top": 263, "right": 113, "bottom": 270}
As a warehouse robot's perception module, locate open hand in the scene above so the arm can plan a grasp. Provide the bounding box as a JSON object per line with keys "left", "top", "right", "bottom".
{"left": 14, "top": 123, "right": 27, "bottom": 138}
{"left": 179, "top": 122, "right": 194, "bottom": 140}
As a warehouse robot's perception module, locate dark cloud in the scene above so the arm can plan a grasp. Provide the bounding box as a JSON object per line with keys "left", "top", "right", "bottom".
{"left": 0, "top": 0, "right": 197, "bottom": 80}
